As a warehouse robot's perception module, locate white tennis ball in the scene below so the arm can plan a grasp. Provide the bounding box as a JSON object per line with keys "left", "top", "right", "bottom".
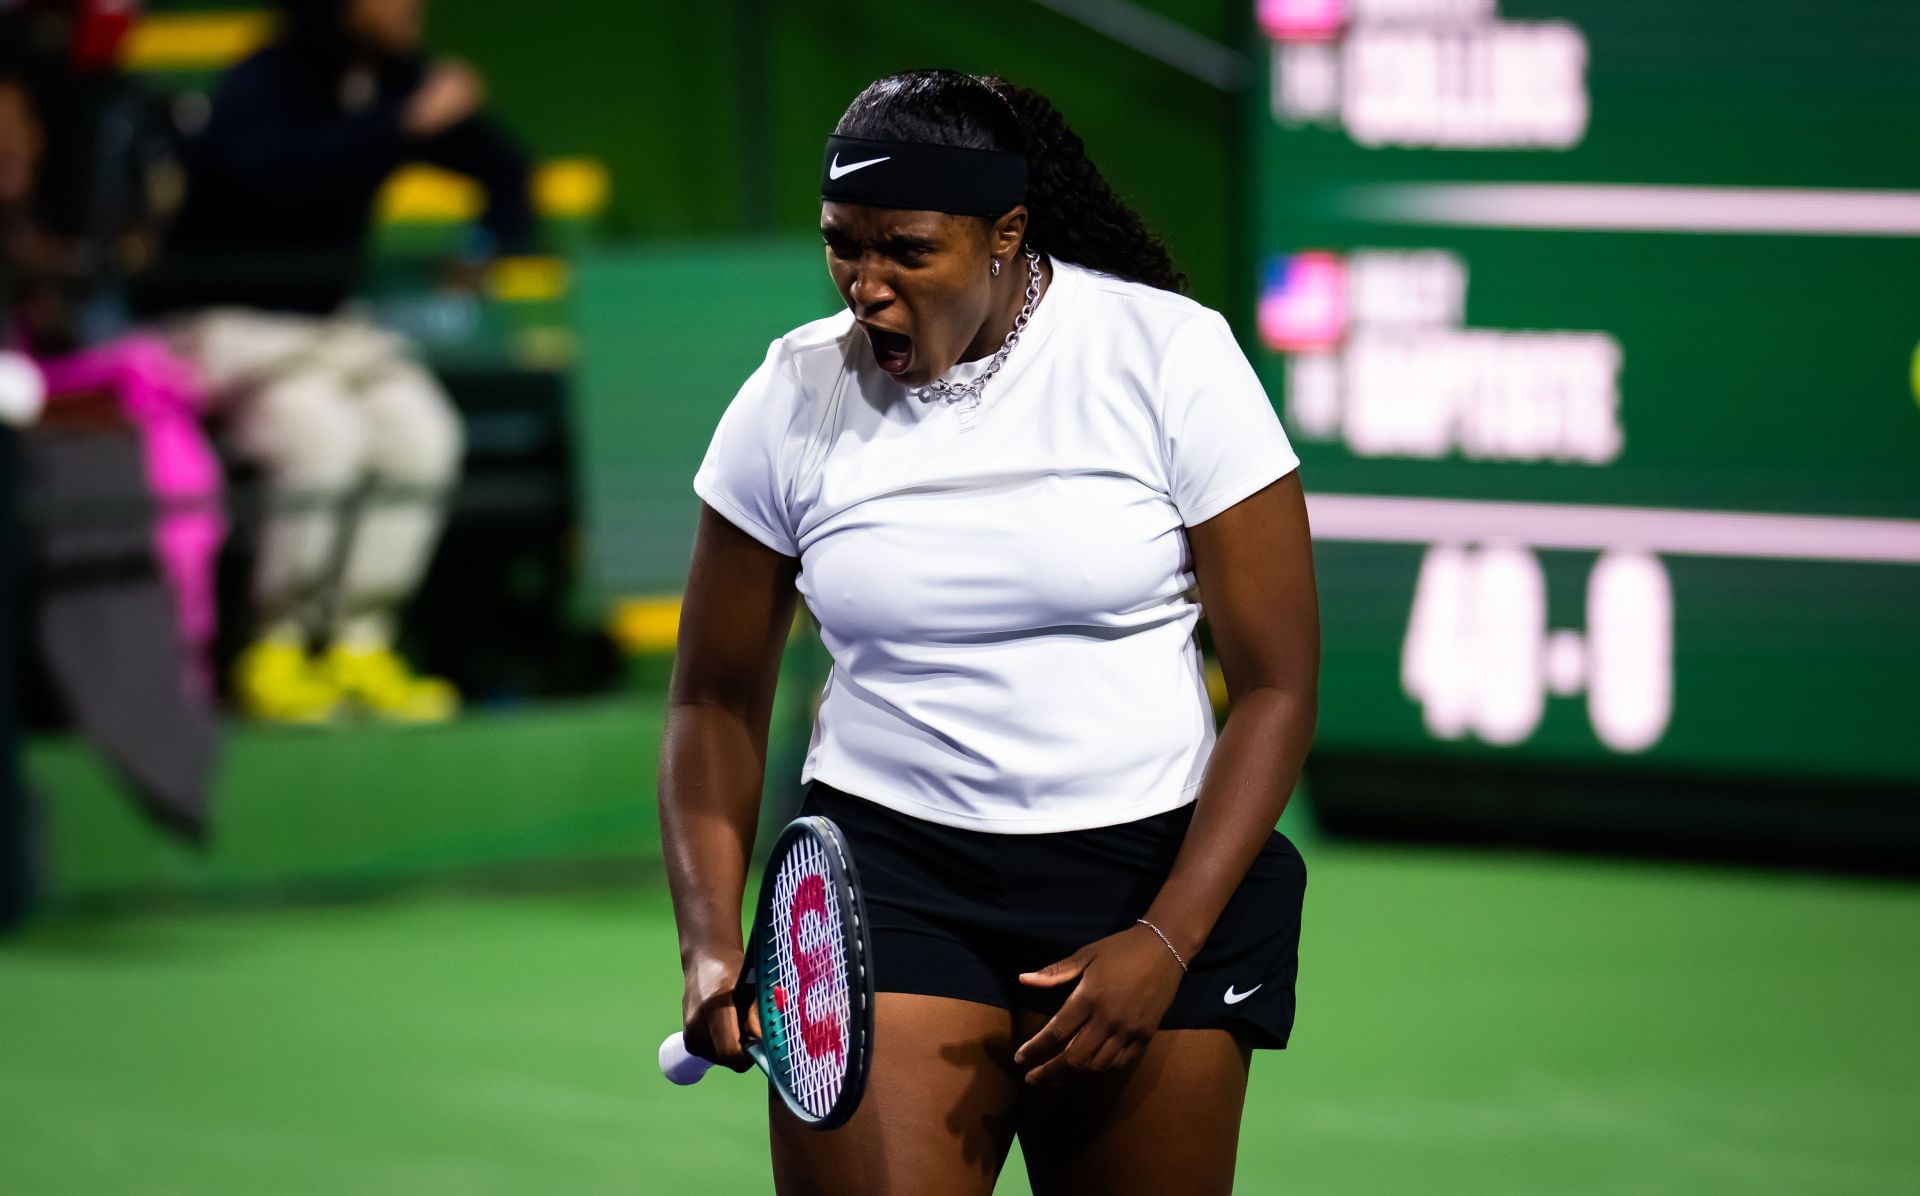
{"left": 0, "top": 350, "right": 46, "bottom": 427}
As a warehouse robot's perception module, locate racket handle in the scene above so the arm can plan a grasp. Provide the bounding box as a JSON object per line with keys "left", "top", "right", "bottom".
{"left": 659, "top": 1032, "right": 716, "bottom": 1085}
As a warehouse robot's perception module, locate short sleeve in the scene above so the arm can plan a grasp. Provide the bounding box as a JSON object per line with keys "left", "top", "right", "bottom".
{"left": 1159, "top": 311, "right": 1300, "bottom": 527}
{"left": 693, "top": 338, "right": 803, "bottom": 556}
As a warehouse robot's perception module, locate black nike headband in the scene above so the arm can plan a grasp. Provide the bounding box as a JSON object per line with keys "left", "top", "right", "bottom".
{"left": 820, "top": 135, "right": 1028, "bottom": 217}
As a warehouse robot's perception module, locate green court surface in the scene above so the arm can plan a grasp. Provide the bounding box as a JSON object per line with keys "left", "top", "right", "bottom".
{"left": 2, "top": 847, "right": 1916, "bottom": 1194}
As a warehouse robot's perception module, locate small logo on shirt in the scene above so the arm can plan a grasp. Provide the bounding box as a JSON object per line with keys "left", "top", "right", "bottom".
{"left": 1223, "top": 983, "right": 1263, "bottom": 1005}
{"left": 829, "top": 153, "right": 891, "bottom": 180}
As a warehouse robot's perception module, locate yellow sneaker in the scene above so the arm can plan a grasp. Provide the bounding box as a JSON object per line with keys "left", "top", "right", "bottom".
{"left": 324, "top": 644, "right": 460, "bottom": 724}
{"left": 235, "top": 635, "right": 341, "bottom": 726}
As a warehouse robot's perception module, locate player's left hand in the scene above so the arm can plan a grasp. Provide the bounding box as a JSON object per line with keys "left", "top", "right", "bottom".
{"left": 1013, "top": 924, "right": 1186, "bottom": 1085}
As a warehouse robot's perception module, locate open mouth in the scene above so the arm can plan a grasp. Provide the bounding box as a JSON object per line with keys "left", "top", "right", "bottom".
{"left": 862, "top": 324, "right": 915, "bottom": 377}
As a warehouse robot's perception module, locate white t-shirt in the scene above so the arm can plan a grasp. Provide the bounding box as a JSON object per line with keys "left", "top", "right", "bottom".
{"left": 694, "top": 257, "right": 1299, "bottom": 833}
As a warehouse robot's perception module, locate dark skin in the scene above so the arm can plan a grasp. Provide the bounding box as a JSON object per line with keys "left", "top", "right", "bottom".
{"left": 663, "top": 202, "right": 1319, "bottom": 1194}
{"left": 820, "top": 200, "right": 1049, "bottom": 388}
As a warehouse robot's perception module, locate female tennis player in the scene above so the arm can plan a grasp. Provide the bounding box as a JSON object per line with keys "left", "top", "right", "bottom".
{"left": 662, "top": 69, "right": 1318, "bottom": 1194}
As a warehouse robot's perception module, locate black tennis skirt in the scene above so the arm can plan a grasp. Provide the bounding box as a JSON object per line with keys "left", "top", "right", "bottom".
{"left": 797, "top": 780, "right": 1307, "bottom": 1050}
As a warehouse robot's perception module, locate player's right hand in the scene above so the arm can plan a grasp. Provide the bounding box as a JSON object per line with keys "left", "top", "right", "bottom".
{"left": 681, "top": 949, "right": 753, "bottom": 1073}
{"left": 402, "top": 60, "right": 485, "bottom": 137}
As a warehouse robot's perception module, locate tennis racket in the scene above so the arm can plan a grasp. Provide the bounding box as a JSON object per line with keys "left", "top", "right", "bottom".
{"left": 659, "top": 815, "right": 875, "bottom": 1130}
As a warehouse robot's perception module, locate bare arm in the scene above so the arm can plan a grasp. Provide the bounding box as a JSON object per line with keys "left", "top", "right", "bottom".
{"left": 1142, "top": 471, "right": 1320, "bottom": 961}
{"left": 660, "top": 503, "right": 800, "bottom": 1069}
{"left": 1016, "top": 473, "right": 1318, "bottom": 1083}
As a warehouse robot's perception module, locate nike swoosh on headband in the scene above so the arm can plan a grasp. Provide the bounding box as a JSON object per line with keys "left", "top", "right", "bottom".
{"left": 1223, "top": 983, "right": 1263, "bottom": 1005}
{"left": 828, "top": 153, "right": 891, "bottom": 180}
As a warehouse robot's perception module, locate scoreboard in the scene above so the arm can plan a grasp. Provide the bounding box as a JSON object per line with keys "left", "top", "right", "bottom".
{"left": 1249, "top": 0, "right": 1920, "bottom": 800}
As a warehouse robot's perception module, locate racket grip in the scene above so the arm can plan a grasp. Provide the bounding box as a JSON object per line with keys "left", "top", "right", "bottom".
{"left": 659, "top": 1032, "right": 716, "bottom": 1085}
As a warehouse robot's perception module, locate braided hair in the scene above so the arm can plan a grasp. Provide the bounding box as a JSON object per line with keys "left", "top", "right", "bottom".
{"left": 833, "top": 70, "right": 1187, "bottom": 294}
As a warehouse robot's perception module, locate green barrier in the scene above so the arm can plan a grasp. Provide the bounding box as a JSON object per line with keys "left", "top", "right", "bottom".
{"left": 27, "top": 642, "right": 825, "bottom": 912}
{"left": 28, "top": 696, "right": 665, "bottom": 909}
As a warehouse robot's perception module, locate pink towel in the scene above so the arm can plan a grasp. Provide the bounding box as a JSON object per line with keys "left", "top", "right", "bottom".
{"left": 35, "top": 336, "right": 226, "bottom": 696}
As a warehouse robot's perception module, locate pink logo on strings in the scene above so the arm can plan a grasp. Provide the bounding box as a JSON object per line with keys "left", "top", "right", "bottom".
{"left": 786, "top": 874, "right": 845, "bottom": 1064}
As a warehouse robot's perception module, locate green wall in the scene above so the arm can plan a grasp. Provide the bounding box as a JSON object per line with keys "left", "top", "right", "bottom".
{"left": 431, "top": 0, "right": 1247, "bottom": 313}
{"left": 572, "top": 239, "right": 838, "bottom": 596}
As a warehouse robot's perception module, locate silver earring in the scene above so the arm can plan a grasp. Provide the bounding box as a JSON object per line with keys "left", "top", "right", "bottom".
{"left": 990, "top": 258, "right": 1002, "bottom": 277}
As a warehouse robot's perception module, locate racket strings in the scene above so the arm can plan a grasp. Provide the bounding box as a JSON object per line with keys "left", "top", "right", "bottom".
{"left": 769, "top": 833, "right": 852, "bottom": 1120}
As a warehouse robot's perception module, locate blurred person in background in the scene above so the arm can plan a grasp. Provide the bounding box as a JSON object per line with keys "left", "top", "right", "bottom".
{"left": 0, "top": 38, "right": 41, "bottom": 331}
{"left": 3, "top": 1, "right": 227, "bottom": 700}
{"left": 3, "top": 7, "right": 221, "bottom": 840}
{"left": 141, "top": 0, "right": 535, "bottom": 724}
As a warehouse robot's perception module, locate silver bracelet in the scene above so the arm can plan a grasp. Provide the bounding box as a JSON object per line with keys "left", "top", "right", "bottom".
{"left": 1134, "top": 918, "right": 1188, "bottom": 973}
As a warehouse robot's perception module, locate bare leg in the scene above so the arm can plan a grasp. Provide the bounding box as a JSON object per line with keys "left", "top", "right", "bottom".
{"left": 1015, "top": 1009, "right": 1252, "bottom": 1196}
{"left": 771, "top": 994, "right": 1021, "bottom": 1196}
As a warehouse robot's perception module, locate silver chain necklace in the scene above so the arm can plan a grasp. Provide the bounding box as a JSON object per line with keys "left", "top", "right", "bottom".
{"left": 913, "top": 247, "right": 1043, "bottom": 431}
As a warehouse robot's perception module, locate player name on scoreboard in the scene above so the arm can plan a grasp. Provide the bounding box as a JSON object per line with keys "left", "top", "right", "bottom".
{"left": 1265, "top": 249, "right": 1624, "bottom": 465}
